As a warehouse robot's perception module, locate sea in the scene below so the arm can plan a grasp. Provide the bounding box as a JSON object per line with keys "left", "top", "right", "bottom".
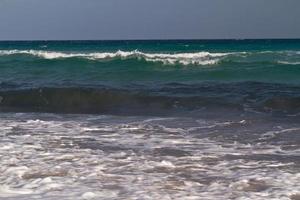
{"left": 0, "top": 40, "right": 299, "bottom": 200}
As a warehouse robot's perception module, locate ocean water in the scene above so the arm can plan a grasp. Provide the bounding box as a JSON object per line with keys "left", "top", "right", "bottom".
{"left": 0, "top": 40, "right": 299, "bottom": 199}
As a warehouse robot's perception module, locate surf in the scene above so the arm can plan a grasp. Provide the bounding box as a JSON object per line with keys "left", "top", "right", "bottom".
{"left": 0, "top": 49, "right": 233, "bottom": 65}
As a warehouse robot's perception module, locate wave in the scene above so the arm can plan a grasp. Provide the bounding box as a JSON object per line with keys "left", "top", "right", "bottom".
{"left": 0, "top": 84, "right": 300, "bottom": 115}
{"left": 0, "top": 87, "right": 228, "bottom": 115}
{"left": 1, "top": 49, "right": 300, "bottom": 66}
{"left": 0, "top": 50, "right": 233, "bottom": 65}
{"left": 277, "top": 61, "right": 300, "bottom": 65}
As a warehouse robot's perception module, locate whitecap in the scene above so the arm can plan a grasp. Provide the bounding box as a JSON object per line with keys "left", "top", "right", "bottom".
{"left": 0, "top": 49, "right": 235, "bottom": 65}
{"left": 278, "top": 61, "right": 300, "bottom": 65}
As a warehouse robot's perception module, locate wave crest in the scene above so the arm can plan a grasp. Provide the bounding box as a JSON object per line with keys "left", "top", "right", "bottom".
{"left": 0, "top": 50, "right": 231, "bottom": 65}
{"left": 277, "top": 61, "right": 300, "bottom": 65}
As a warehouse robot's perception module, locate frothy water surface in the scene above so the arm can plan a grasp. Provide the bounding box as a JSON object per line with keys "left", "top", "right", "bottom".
{"left": 0, "top": 112, "right": 299, "bottom": 200}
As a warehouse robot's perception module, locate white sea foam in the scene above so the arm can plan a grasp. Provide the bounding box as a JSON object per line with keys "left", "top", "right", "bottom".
{"left": 0, "top": 113, "right": 299, "bottom": 200}
{"left": 278, "top": 61, "right": 300, "bottom": 65}
{"left": 0, "top": 49, "right": 233, "bottom": 65}
{"left": 2, "top": 49, "right": 300, "bottom": 66}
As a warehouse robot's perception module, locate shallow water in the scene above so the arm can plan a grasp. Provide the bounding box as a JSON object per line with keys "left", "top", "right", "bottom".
{"left": 0, "top": 112, "right": 299, "bottom": 200}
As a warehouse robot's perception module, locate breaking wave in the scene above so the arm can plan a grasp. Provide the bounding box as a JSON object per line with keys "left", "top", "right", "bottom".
{"left": 278, "top": 61, "right": 300, "bottom": 65}
{"left": 1, "top": 49, "right": 300, "bottom": 66}
{"left": 0, "top": 50, "right": 233, "bottom": 65}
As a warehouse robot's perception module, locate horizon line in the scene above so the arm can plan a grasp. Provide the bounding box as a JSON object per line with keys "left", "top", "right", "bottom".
{"left": 0, "top": 38, "right": 300, "bottom": 42}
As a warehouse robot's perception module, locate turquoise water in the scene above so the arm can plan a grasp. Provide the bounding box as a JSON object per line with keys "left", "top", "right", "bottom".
{"left": 0, "top": 40, "right": 300, "bottom": 87}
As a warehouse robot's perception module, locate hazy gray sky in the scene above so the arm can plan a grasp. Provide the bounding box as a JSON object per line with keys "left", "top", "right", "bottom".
{"left": 0, "top": 0, "right": 299, "bottom": 40}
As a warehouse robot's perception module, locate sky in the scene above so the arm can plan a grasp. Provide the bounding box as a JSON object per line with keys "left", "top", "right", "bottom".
{"left": 0, "top": 0, "right": 299, "bottom": 40}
